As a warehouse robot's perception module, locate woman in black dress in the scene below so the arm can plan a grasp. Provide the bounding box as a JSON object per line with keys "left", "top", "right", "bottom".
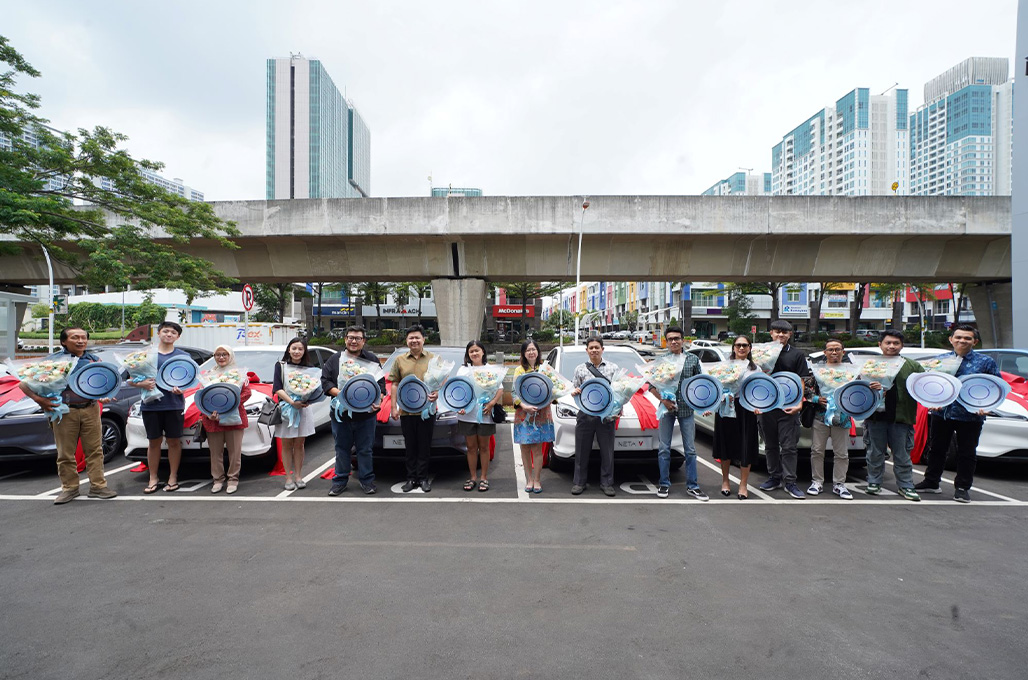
{"left": 711, "top": 336, "right": 760, "bottom": 499}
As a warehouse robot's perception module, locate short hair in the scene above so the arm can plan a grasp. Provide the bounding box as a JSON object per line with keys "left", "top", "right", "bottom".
{"left": 405, "top": 325, "right": 426, "bottom": 339}
{"left": 157, "top": 321, "right": 182, "bottom": 336}
{"left": 664, "top": 326, "right": 684, "bottom": 339}
{"left": 464, "top": 339, "right": 488, "bottom": 366}
{"left": 586, "top": 336, "right": 604, "bottom": 348}
{"left": 345, "top": 325, "right": 366, "bottom": 339}
{"left": 879, "top": 329, "right": 904, "bottom": 344}
{"left": 949, "top": 323, "right": 977, "bottom": 338}
{"left": 520, "top": 340, "right": 543, "bottom": 370}
{"left": 770, "top": 320, "right": 793, "bottom": 333}
{"left": 59, "top": 327, "right": 89, "bottom": 348}
{"left": 824, "top": 338, "right": 845, "bottom": 349}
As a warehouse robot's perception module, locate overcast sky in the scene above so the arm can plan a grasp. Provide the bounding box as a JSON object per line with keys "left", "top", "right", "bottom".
{"left": 4, "top": 0, "right": 1020, "bottom": 201}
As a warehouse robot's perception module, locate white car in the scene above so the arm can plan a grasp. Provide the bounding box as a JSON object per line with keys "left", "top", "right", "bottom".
{"left": 688, "top": 339, "right": 724, "bottom": 349}
{"left": 125, "top": 345, "right": 337, "bottom": 466}
{"left": 544, "top": 345, "right": 684, "bottom": 471}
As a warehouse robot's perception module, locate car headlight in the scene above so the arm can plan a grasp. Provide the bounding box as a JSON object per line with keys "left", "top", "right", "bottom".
{"left": 555, "top": 404, "right": 579, "bottom": 419}
{"left": 129, "top": 402, "right": 141, "bottom": 418}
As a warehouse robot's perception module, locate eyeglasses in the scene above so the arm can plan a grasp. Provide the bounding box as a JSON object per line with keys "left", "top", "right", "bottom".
{"left": 345, "top": 336, "right": 364, "bottom": 341}
{"left": 667, "top": 337, "right": 683, "bottom": 343}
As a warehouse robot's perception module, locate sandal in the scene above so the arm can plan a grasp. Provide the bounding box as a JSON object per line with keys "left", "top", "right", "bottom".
{"left": 164, "top": 483, "right": 180, "bottom": 493}
{"left": 463, "top": 479, "right": 476, "bottom": 491}
{"left": 143, "top": 482, "right": 160, "bottom": 494}
{"left": 532, "top": 485, "right": 542, "bottom": 494}
{"left": 478, "top": 480, "right": 490, "bottom": 492}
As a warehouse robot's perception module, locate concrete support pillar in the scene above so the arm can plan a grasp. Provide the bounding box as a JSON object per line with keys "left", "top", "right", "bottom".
{"left": 965, "top": 282, "right": 1013, "bottom": 348}
{"left": 432, "top": 278, "right": 487, "bottom": 347}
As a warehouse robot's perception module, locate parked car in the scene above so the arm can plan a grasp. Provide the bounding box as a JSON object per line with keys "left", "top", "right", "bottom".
{"left": 375, "top": 346, "right": 469, "bottom": 460}
{"left": 855, "top": 329, "right": 880, "bottom": 341}
{"left": 717, "top": 331, "right": 738, "bottom": 342}
{"left": 124, "top": 345, "right": 335, "bottom": 466}
{"left": 544, "top": 345, "right": 683, "bottom": 471}
{"left": 975, "top": 349, "right": 1028, "bottom": 380}
{"left": 688, "top": 339, "right": 723, "bottom": 350}
{"left": 0, "top": 344, "right": 212, "bottom": 464}
{"left": 631, "top": 330, "right": 651, "bottom": 343}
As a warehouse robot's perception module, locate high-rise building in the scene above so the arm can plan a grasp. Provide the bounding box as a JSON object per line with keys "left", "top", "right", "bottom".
{"left": 0, "top": 124, "right": 72, "bottom": 193}
{"left": 771, "top": 87, "right": 909, "bottom": 196}
{"left": 701, "top": 171, "right": 770, "bottom": 196}
{"left": 95, "top": 170, "right": 204, "bottom": 202}
{"left": 266, "top": 54, "right": 370, "bottom": 200}
{"left": 909, "top": 57, "right": 1012, "bottom": 196}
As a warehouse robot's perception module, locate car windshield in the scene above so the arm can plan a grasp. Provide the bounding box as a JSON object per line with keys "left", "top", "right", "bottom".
{"left": 381, "top": 347, "right": 474, "bottom": 380}
{"left": 231, "top": 350, "right": 291, "bottom": 383}
{"left": 556, "top": 349, "right": 642, "bottom": 379}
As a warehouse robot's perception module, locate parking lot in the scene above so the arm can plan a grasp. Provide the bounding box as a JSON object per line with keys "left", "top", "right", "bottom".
{"left": 2, "top": 429, "right": 1027, "bottom": 680}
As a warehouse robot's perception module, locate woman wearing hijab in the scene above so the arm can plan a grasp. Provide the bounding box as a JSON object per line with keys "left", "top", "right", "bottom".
{"left": 203, "top": 345, "right": 252, "bottom": 494}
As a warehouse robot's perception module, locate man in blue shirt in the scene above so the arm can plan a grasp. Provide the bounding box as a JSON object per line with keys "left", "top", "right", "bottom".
{"left": 914, "top": 324, "right": 1000, "bottom": 503}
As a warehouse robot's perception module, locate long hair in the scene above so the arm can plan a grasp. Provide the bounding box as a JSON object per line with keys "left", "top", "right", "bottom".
{"left": 281, "top": 337, "right": 311, "bottom": 366}
{"left": 731, "top": 335, "right": 758, "bottom": 371}
{"left": 464, "top": 340, "right": 488, "bottom": 366}
{"left": 520, "top": 340, "right": 543, "bottom": 370}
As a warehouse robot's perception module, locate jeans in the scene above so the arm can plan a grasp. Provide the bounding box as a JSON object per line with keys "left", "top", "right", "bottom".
{"left": 759, "top": 410, "right": 799, "bottom": 484}
{"left": 865, "top": 421, "right": 915, "bottom": 489}
{"left": 924, "top": 416, "right": 983, "bottom": 490}
{"left": 657, "top": 411, "right": 697, "bottom": 488}
{"left": 331, "top": 416, "right": 376, "bottom": 487}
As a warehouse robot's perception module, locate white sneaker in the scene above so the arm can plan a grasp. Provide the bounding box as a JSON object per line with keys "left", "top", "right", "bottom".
{"left": 807, "top": 482, "right": 823, "bottom": 496}
{"left": 295, "top": 479, "right": 307, "bottom": 489}
{"left": 284, "top": 481, "right": 296, "bottom": 491}
{"left": 833, "top": 484, "right": 853, "bottom": 500}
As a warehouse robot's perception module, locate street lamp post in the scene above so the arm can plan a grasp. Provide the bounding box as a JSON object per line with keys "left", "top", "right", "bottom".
{"left": 573, "top": 199, "right": 589, "bottom": 347}
{"left": 41, "top": 245, "right": 55, "bottom": 354}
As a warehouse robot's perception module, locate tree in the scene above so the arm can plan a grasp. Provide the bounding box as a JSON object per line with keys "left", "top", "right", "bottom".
{"left": 493, "top": 281, "right": 567, "bottom": 337}
{"left": 948, "top": 282, "right": 968, "bottom": 327}
{"left": 809, "top": 282, "right": 846, "bottom": 334}
{"left": 0, "top": 36, "right": 239, "bottom": 293}
{"left": 620, "top": 309, "right": 639, "bottom": 330}
{"left": 848, "top": 282, "right": 873, "bottom": 335}
{"left": 724, "top": 282, "right": 783, "bottom": 329}
{"left": 909, "top": 284, "right": 939, "bottom": 344}
{"left": 399, "top": 282, "right": 433, "bottom": 324}
{"left": 724, "top": 289, "right": 756, "bottom": 335}
{"left": 356, "top": 282, "right": 393, "bottom": 330}
{"left": 30, "top": 302, "right": 50, "bottom": 318}
{"left": 869, "top": 283, "right": 907, "bottom": 331}
{"left": 253, "top": 283, "right": 291, "bottom": 323}
{"left": 130, "top": 294, "right": 167, "bottom": 328}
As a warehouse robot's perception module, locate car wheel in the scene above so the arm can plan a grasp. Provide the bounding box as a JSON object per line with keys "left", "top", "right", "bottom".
{"left": 100, "top": 417, "right": 124, "bottom": 463}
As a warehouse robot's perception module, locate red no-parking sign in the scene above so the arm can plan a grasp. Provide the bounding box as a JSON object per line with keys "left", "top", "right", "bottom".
{"left": 242, "top": 284, "right": 255, "bottom": 311}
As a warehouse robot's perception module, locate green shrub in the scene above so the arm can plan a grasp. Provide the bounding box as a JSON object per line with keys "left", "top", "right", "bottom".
{"left": 533, "top": 329, "right": 554, "bottom": 341}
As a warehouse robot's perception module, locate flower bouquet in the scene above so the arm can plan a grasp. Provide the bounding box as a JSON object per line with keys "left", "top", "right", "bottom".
{"left": 119, "top": 347, "right": 162, "bottom": 404}
{"left": 537, "top": 362, "right": 572, "bottom": 399}
{"left": 332, "top": 357, "right": 384, "bottom": 420}
{"left": 639, "top": 353, "right": 684, "bottom": 420}
{"left": 418, "top": 355, "right": 456, "bottom": 419}
{"left": 198, "top": 366, "right": 249, "bottom": 426}
{"left": 604, "top": 368, "right": 647, "bottom": 422}
{"left": 705, "top": 359, "right": 750, "bottom": 418}
{"left": 750, "top": 342, "right": 784, "bottom": 373}
{"left": 469, "top": 364, "right": 508, "bottom": 423}
{"left": 859, "top": 356, "right": 906, "bottom": 412}
{"left": 918, "top": 355, "right": 962, "bottom": 375}
{"left": 280, "top": 366, "right": 322, "bottom": 428}
{"left": 813, "top": 363, "right": 861, "bottom": 426}
{"left": 5, "top": 355, "right": 78, "bottom": 423}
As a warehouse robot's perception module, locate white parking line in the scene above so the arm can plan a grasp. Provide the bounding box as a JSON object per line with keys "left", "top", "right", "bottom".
{"left": 510, "top": 423, "right": 530, "bottom": 500}
{"left": 35, "top": 461, "right": 141, "bottom": 497}
{"left": 275, "top": 457, "right": 335, "bottom": 498}
{"left": 695, "top": 456, "right": 774, "bottom": 499}
{"left": 888, "top": 460, "right": 1022, "bottom": 503}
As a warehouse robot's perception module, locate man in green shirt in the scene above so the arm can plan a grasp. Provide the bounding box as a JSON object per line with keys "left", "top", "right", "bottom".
{"left": 863, "top": 329, "right": 924, "bottom": 500}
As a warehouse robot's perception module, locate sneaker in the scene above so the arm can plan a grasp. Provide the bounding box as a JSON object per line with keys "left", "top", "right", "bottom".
{"left": 87, "top": 486, "right": 117, "bottom": 499}
{"left": 361, "top": 483, "right": 377, "bottom": 495}
{"left": 570, "top": 484, "right": 586, "bottom": 495}
{"left": 833, "top": 484, "right": 853, "bottom": 500}
{"left": 864, "top": 483, "right": 882, "bottom": 495}
{"left": 295, "top": 479, "right": 307, "bottom": 490}
{"left": 226, "top": 484, "right": 238, "bottom": 494}
{"left": 954, "top": 488, "right": 971, "bottom": 503}
{"left": 807, "top": 482, "right": 823, "bottom": 496}
{"left": 656, "top": 485, "right": 670, "bottom": 499}
{"left": 284, "top": 481, "right": 296, "bottom": 491}
{"left": 328, "top": 484, "right": 347, "bottom": 496}
{"left": 783, "top": 483, "right": 805, "bottom": 499}
{"left": 758, "top": 477, "right": 782, "bottom": 492}
{"left": 914, "top": 480, "right": 942, "bottom": 494}
{"left": 686, "top": 487, "right": 708, "bottom": 501}
{"left": 211, "top": 483, "right": 223, "bottom": 494}
{"left": 601, "top": 485, "right": 616, "bottom": 497}
{"left": 401, "top": 480, "right": 418, "bottom": 493}
{"left": 421, "top": 479, "right": 432, "bottom": 493}
{"left": 54, "top": 488, "right": 79, "bottom": 505}
{"left": 898, "top": 487, "right": 921, "bottom": 502}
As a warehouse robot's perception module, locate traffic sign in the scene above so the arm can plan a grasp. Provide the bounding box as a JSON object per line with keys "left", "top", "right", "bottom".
{"left": 241, "top": 284, "right": 254, "bottom": 311}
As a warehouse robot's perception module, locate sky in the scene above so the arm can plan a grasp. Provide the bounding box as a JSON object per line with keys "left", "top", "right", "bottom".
{"left": 3, "top": 0, "right": 1020, "bottom": 201}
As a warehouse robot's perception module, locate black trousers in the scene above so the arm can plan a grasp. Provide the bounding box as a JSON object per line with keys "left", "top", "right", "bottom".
{"left": 758, "top": 409, "right": 800, "bottom": 484}
{"left": 400, "top": 414, "right": 436, "bottom": 482}
{"left": 924, "top": 416, "right": 983, "bottom": 490}
{"left": 573, "top": 414, "right": 615, "bottom": 487}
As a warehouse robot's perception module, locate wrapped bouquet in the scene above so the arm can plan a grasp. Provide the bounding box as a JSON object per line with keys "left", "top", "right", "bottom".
{"left": 640, "top": 353, "right": 684, "bottom": 420}
{"left": 859, "top": 356, "right": 906, "bottom": 412}
{"left": 469, "top": 364, "right": 508, "bottom": 423}
{"left": 5, "top": 355, "right": 78, "bottom": 423}
{"left": 331, "top": 356, "right": 384, "bottom": 420}
{"left": 813, "top": 363, "right": 861, "bottom": 426}
{"left": 419, "top": 355, "right": 456, "bottom": 419}
{"left": 280, "top": 366, "right": 322, "bottom": 428}
{"left": 918, "top": 355, "right": 962, "bottom": 375}
{"left": 604, "top": 368, "right": 646, "bottom": 422}
{"left": 537, "top": 362, "right": 572, "bottom": 399}
{"left": 750, "top": 342, "right": 784, "bottom": 373}
{"left": 706, "top": 359, "right": 750, "bottom": 418}
{"left": 198, "top": 366, "right": 248, "bottom": 427}
{"left": 119, "top": 347, "right": 162, "bottom": 404}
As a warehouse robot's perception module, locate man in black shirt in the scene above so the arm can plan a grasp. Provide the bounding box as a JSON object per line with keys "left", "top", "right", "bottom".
{"left": 321, "top": 326, "right": 382, "bottom": 495}
{"left": 758, "top": 320, "right": 811, "bottom": 499}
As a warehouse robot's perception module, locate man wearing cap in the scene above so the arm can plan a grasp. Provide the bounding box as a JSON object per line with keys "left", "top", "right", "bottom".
{"left": 863, "top": 330, "right": 924, "bottom": 501}
{"left": 757, "top": 320, "right": 811, "bottom": 499}
{"left": 20, "top": 327, "right": 117, "bottom": 504}
{"left": 915, "top": 324, "right": 1000, "bottom": 503}
{"left": 322, "top": 325, "right": 382, "bottom": 496}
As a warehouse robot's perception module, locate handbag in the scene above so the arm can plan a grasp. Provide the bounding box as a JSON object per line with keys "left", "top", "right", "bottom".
{"left": 491, "top": 403, "right": 507, "bottom": 423}
{"left": 258, "top": 399, "right": 283, "bottom": 426}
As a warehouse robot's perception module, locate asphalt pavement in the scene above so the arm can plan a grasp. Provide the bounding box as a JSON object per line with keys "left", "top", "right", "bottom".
{"left": 2, "top": 426, "right": 1027, "bottom": 680}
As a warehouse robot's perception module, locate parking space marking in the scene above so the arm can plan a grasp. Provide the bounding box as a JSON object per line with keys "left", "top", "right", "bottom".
{"left": 889, "top": 461, "right": 1022, "bottom": 503}
{"left": 34, "top": 461, "right": 140, "bottom": 497}
{"left": 275, "top": 458, "right": 335, "bottom": 498}
{"left": 509, "top": 424, "right": 530, "bottom": 500}
{"left": 695, "top": 456, "right": 774, "bottom": 499}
